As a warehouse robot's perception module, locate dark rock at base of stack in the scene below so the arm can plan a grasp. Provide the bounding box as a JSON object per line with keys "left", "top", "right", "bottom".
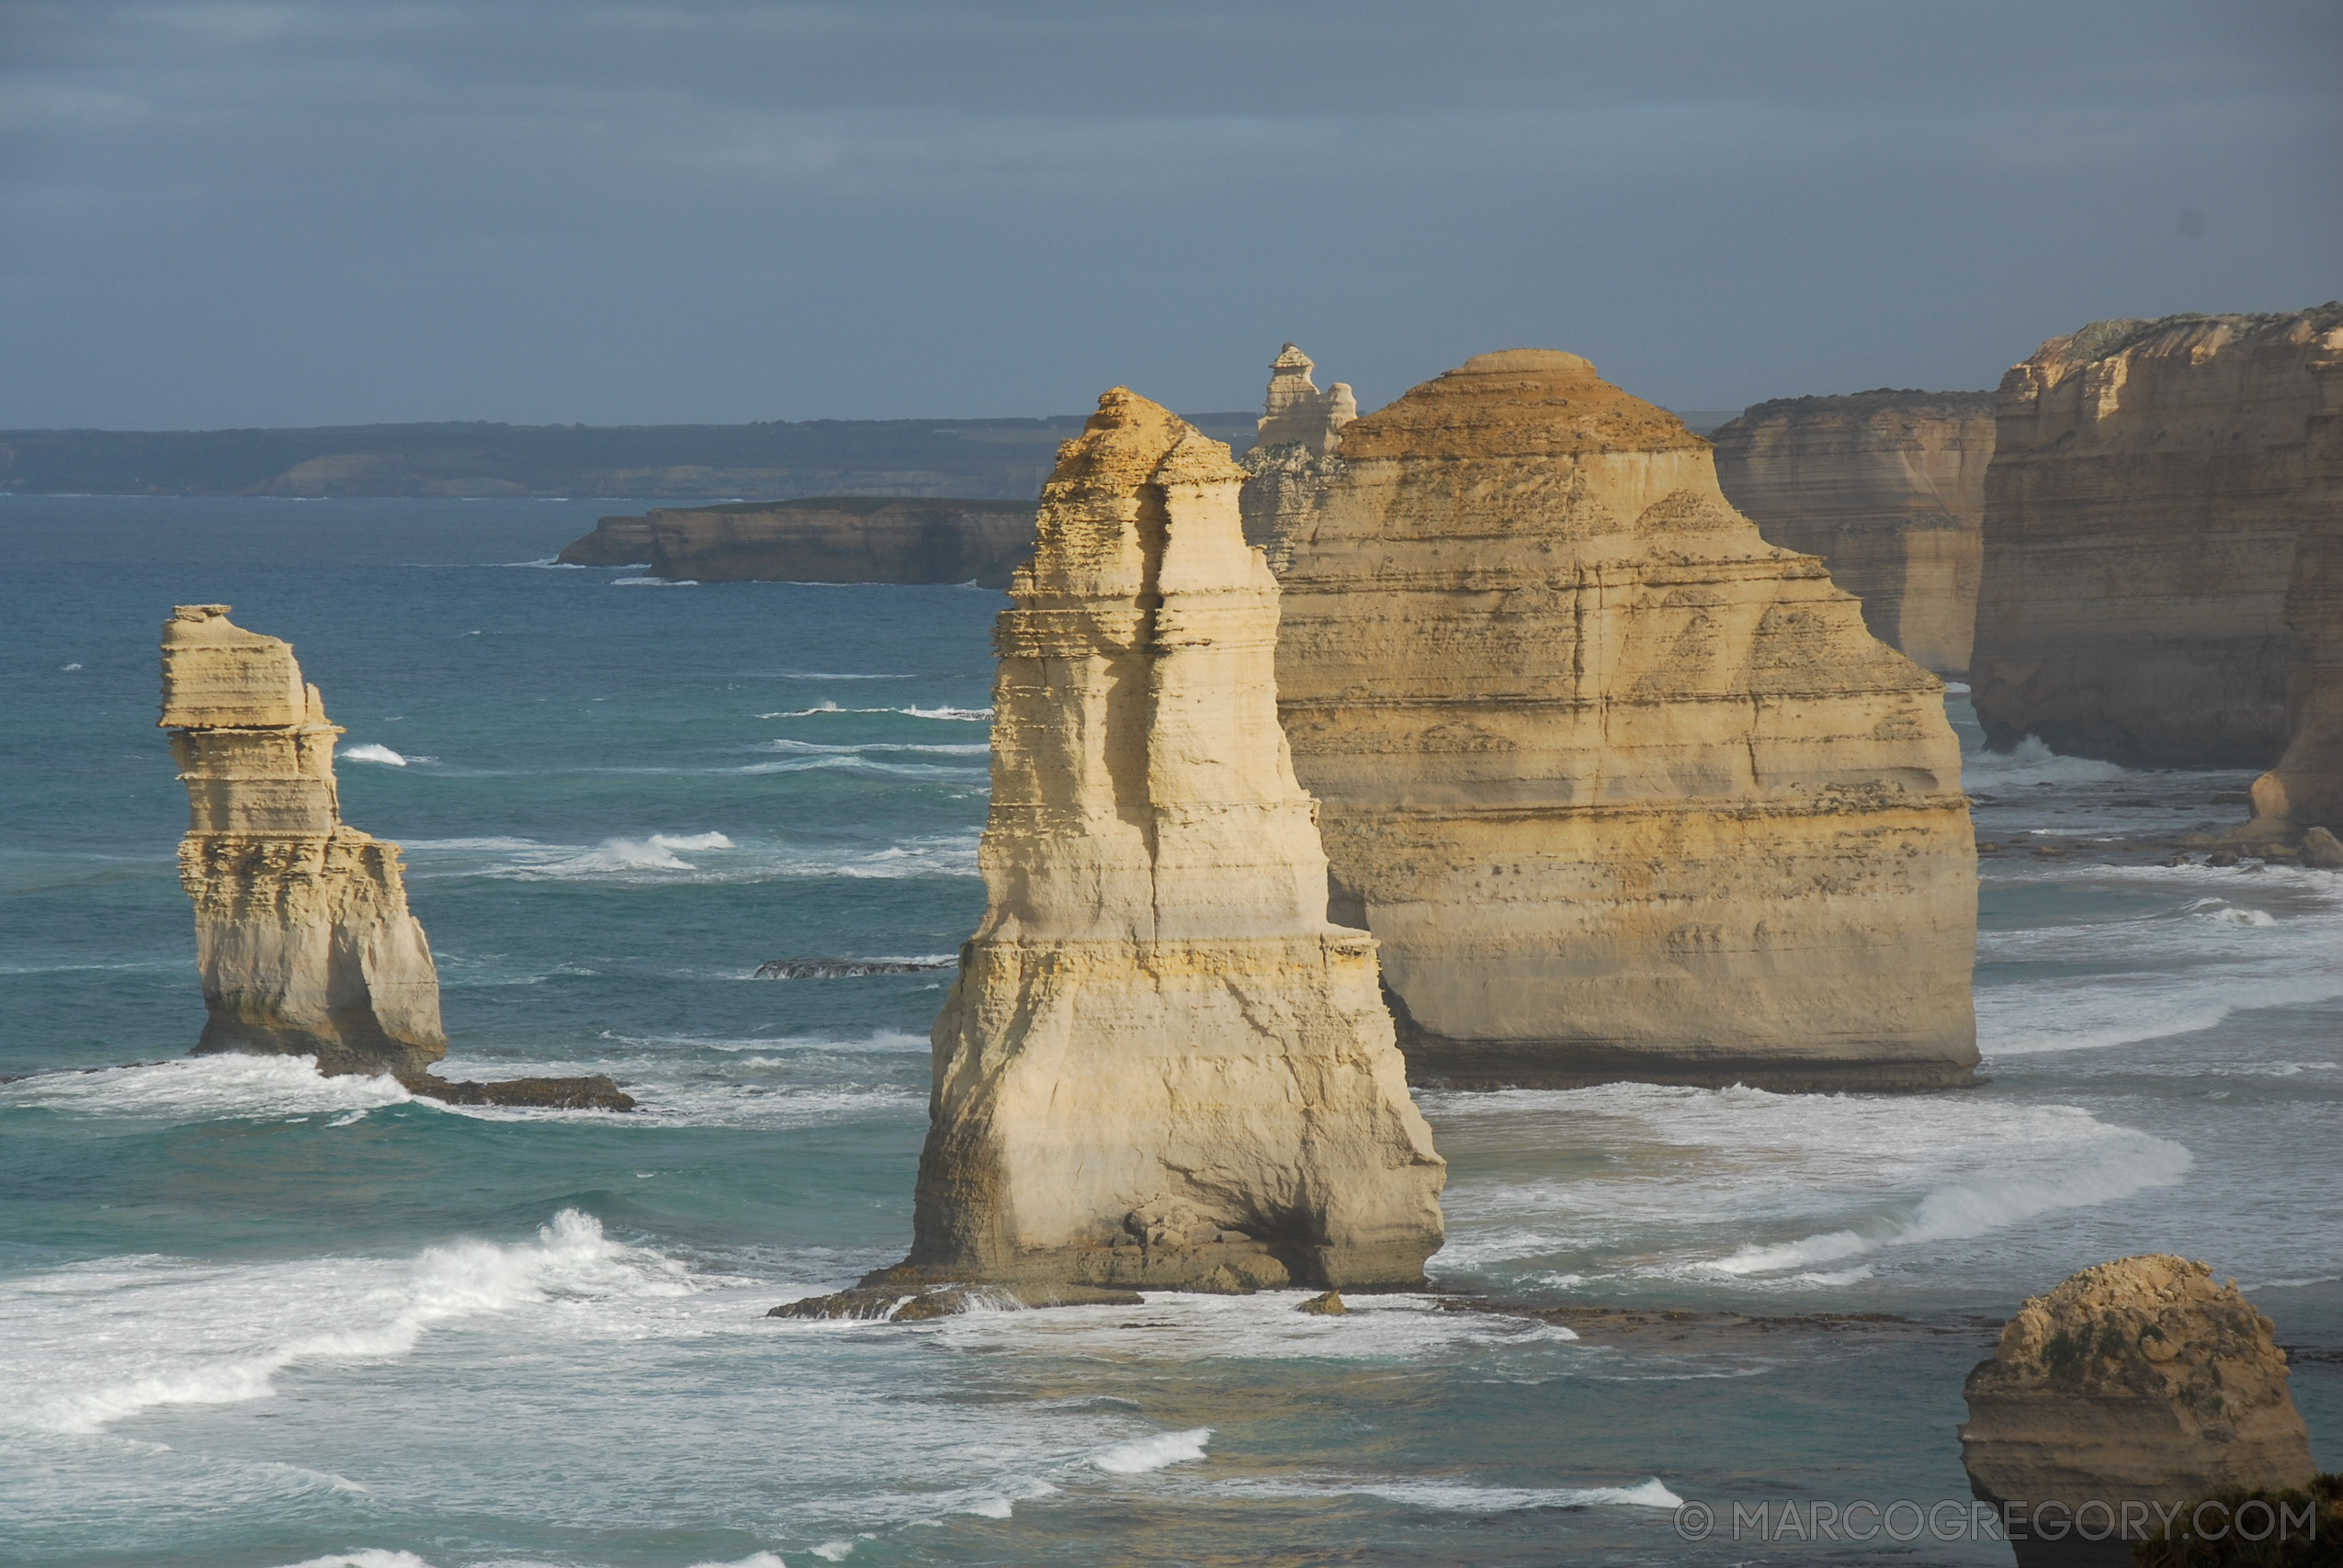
{"left": 403, "top": 1073, "right": 636, "bottom": 1111}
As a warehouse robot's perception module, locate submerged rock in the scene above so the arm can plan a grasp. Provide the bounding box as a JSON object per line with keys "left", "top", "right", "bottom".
{"left": 1243, "top": 350, "right": 1977, "bottom": 1091}
{"left": 1959, "top": 1255, "right": 2316, "bottom": 1567}
{"left": 891, "top": 388, "right": 1446, "bottom": 1295}
{"left": 404, "top": 1073, "right": 635, "bottom": 1111}
{"left": 1973, "top": 306, "right": 2343, "bottom": 771}
{"left": 1710, "top": 389, "right": 1996, "bottom": 676}
{"left": 768, "top": 1282, "right": 1144, "bottom": 1321}
{"left": 160, "top": 606, "right": 448, "bottom": 1079}
{"left": 1297, "top": 1290, "right": 1347, "bottom": 1316}
{"left": 2301, "top": 826, "right": 2343, "bottom": 869}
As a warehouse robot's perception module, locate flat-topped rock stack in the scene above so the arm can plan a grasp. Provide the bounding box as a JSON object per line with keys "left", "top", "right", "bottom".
{"left": 1960, "top": 1255, "right": 2318, "bottom": 1567}
{"left": 866, "top": 389, "right": 1444, "bottom": 1301}
{"left": 1710, "top": 389, "right": 1996, "bottom": 676}
{"left": 1241, "top": 350, "right": 1977, "bottom": 1091}
{"left": 160, "top": 605, "right": 449, "bottom": 1079}
{"left": 1973, "top": 306, "right": 2343, "bottom": 773}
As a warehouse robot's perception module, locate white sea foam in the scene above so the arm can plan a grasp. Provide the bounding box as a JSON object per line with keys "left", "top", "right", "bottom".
{"left": 265, "top": 1552, "right": 439, "bottom": 1568}
{"left": 0, "top": 1055, "right": 413, "bottom": 1122}
{"left": 1961, "top": 736, "right": 2140, "bottom": 789}
{"left": 341, "top": 743, "right": 410, "bottom": 766}
{"left": 1092, "top": 1427, "right": 1212, "bottom": 1473}
{"left": 1225, "top": 1475, "right": 1682, "bottom": 1511}
{"left": 611, "top": 576, "right": 696, "bottom": 586}
{"left": 2, "top": 1211, "right": 696, "bottom": 1437}
{"left": 1941, "top": 682, "right": 1970, "bottom": 694}
{"left": 685, "top": 1555, "right": 791, "bottom": 1568}
{"left": 397, "top": 830, "right": 978, "bottom": 884}
{"left": 760, "top": 703, "right": 990, "bottom": 721}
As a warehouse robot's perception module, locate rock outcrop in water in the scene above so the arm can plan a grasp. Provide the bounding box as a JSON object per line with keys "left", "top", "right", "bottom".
{"left": 162, "top": 604, "right": 449, "bottom": 1078}
{"left": 1709, "top": 389, "right": 1996, "bottom": 675}
{"left": 867, "top": 389, "right": 1444, "bottom": 1298}
{"left": 160, "top": 605, "right": 634, "bottom": 1111}
{"left": 1250, "top": 344, "right": 1357, "bottom": 457}
{"left": 557, "top": 498, "right": 1039, "bottom": 584}
{"left": 1959, "top": 1255, "right": 2317, "bottom": 1567}
{"left": 1242, "top": 350, "right": 1977, "bottom": 1091}
{"left": 1972, "top": 306, "right": 2343, "bottom": 770}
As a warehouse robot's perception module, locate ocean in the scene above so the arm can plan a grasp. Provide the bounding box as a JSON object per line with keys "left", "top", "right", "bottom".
{"left": 2, "top": 496, "right": 2337, "bottom": 1568}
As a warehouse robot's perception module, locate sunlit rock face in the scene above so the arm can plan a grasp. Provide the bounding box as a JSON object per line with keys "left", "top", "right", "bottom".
{"left": 1710, "top": 389, "right": 1996, "bottom": 676}
{"left": 901, "top": 389, "right": 1446, "bottom": 1292}
{"left": 1972, "top": 307, "right": 2343, "bottom": 774}
{"left": 1244, "top": 349, "right": 1977, "bottom": 1092}
{"left": 160, "top": 604, "right": 447, "bottom": 1079}
{"left": 1249, "top": 343, "right": 1357, "bottom": 458}
{"left": 1959, "top": 1255, "right": 2317, "bottom": 1568}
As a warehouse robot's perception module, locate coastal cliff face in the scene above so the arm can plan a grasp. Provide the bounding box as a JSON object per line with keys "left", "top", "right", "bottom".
{"left": 1709, "top": 389, "right": 1995, "bottom": 675}
{"left": 557, "top": 498, "right": 1038, "bottom": 585}
{"left": 900, "top": 389, "right": 1445, "bottom": 1292}
{"left": 1960, "top": 1256, "right": 2316, "bottom": 1567}
{"left": 1972, "top": 306, "right": 2343, "bottom": 769}
{"left": 160, "top": 605, "right": 447, "bottom": 1078}
{"left": 1244, "top": 350, "right": 1977, "bottom": 1091}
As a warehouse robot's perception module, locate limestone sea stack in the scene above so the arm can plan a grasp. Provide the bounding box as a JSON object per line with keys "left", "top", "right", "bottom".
{"left": 160, "top": 605, "right": 447, "bottom": 1078}
{"left": 1709, "top": 389, "right": 1996, "bottom": 675}
{"left": 895, "top": 389, "right": 1445, "bottom": 1292}
{"left": 1971, "top": 306, "right": 2343, "bottom": 769}
{"left": 1960, "top": 1255, "right": 2318, "bottom": 1567}
{"left": 1244, "top": 350, "right": 1977, "bottom": 1091}
{"left": 1251, "top": 343, "right": 1357, "bottom": 457}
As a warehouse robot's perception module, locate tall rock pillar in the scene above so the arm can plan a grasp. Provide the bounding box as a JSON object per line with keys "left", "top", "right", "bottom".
{"left": 161, "top": 604, "right": 447, "bottom": 1078}
{"left": 906, "top": 389, "right": 1445, "bottom": 1292}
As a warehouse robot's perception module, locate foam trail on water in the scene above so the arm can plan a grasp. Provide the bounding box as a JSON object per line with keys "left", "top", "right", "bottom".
{"left": 0, "top": 1055, "right": 413, "bottom": 1122}
{"left": 3, "top": 1211, "right": 695, "bottom": 1436}
{"left": 340, "top": 743, "right": 409, "bottom": 766}
{"left": 1092, "top": 1427, "right": 1213, "bottom": 1473}
{"left": 1961, "top": 736, "right": 2141, "bottom": 789}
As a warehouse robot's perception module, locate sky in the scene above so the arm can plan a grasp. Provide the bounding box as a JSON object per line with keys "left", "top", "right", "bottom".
{"left": 3, "top": 1, "right": 2337, "bottom": 429}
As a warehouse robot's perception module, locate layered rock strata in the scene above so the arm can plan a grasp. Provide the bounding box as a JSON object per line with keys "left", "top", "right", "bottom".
{"left": 1250, "top": 344, "right": 1357, "bottom": 457}
{"left": 875, "top": 389, "right": 1445, "bottom": 1297}
{"left": 162, "top": 604, "right": 448, "bottom": 1079}
{"left": 1244, "top": 349, "right": 1977, "bottom": 1091}
{"left": 161, "top": 605, "right": 635, "bottom": 1111}
{"left": 1960, "top": 1255, "right": 2317, "bottom": 1567}
{"left": 1709, "top": 389, "right": 1995, "bottom": 674}
{"left": 558, "top": 497, "right": 1040, "bottom": 584}
{"left": 1972, "top": 306, "right": 2343, "bottom": 769}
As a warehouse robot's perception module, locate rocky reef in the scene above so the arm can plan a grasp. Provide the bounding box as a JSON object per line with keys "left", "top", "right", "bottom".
{"left": 1960, "top": 1255, "right": 2317, "bottom": 1567}
{"left": 846, "top": 388, "right": 1443, "bottom": 1304}
{"left": 160, "top": 605, "right": 632, "bottom": 1110}
{"left": 557, "top": 498, "right": 1039, "bottom": 584}
{"left": 1250, "top": 344, "right": 1357, "bottom": 457}
{"left": 1709, "top": 389, "right": 1995, "bottom": 675}
{"left": 1972, "top": 306, "right": 2343, "bottom": 770}
{"left": 1242, "top": 350, "right": 1977, "bottom": 1091}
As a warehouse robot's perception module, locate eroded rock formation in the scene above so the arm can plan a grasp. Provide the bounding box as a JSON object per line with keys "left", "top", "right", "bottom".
{"left": 1960, "top": 1255, "right": 2317, "bottom": 1567}
{"left": 1250, "top": 344, "right": 1357, "bottom": 457}
{"left": 161, "top": 604, "right": 447, "bottom": 1078}
{"left": 1243, "top": 350, "right": 1977, "bottom": 1091}
{"left": 558, "top": 498, "right": 1040, "bottom": 584}
{"left": 1709, "top": 389, "right": 1995, "bottom": 675}
{"left": 877, "top": 389, "right": 1445, "bottom": 1296}
{"left": 1972, "top": 306, "right": 2343, "bottom": 770}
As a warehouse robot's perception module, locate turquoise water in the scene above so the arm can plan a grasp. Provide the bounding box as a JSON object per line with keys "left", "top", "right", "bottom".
{"left": 3, "top": 497, "right": 2337, "bottom": 1568}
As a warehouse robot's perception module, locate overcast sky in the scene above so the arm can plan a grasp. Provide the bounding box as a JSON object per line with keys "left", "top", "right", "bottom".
{"left": 3, "top": 1, "right": 2337, "bottom": 429}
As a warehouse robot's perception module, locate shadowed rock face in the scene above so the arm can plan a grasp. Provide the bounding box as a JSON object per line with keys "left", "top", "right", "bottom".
{"left": 894, "top": 388, "right": 1445, "bottom": 1294}
{"left": 1243, "top": 349, "right": 1977, "bottom": 1092}
{"left": 160, "top": 605, "right": 447, "bottom": 1079}
{"left": 1960, "top": 1255, "right": 2317, "bottom": 1568}
{"left": 1710, "top": 389, "right": 1995, "bottom": 675}
{"left": 1972, "top": 306, "right": 2343, "bottom": 771}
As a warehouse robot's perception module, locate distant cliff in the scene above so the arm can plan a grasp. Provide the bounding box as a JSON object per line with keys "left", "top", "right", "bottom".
{"left": 1972, "top": 305, "right": 2343, "bottom": 769}
{"left": 0, "top": 413, "right": 1254, "bottom": 499}
{"left": 1710, "top": 389, "right": 1996, "bottom": 675}
{"left": 560, "top": 498, "right": 1039, "bottom": 585}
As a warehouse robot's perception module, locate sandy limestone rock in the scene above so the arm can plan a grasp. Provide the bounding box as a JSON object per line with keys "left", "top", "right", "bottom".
{"left": 1251, "top": 344, "right": 1358, "bottom": 458}
{"left": 1710, "top": 389, "right": 1996, "bottom": 675}
{"left": 899, "top": 389, "right": 1445, "bottom": 1292}
{"left": 1973, "top": 306, "right": 2343, "bottom": 773}
{"left": 160, "top": 605, "right": 447, "bottom": 1078}
{"left": 1960, "top": 1255, "right": 2317, "bottom": 1565}
{"left": 1245, "top": 350, "right": 1977, "bottom": 1090}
